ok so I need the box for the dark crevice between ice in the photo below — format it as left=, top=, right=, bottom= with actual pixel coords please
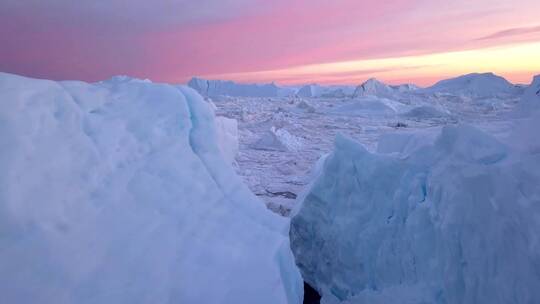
left=258, top=190, right=297, bottom=199
left=303, top=281, right=321, bottom=304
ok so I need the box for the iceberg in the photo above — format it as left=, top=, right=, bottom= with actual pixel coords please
left=424, top=72, right=519, bottom=97
left=350, top=79, right=418, bottom=99
left=297, top=84, right=355, bottom=98
left=250, top=127, right=303, bottom=152
left=187, top=77, right=294, bottom=97
left=290, top=124, right=540, bottom=303
left=352, top=78, right=395, bottom=98
left=0, top=73, right=303, bottom=304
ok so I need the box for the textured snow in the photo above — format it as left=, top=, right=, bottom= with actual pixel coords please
left=290, top=122, right=540, bottom=303
left=0, top=72, right=303, bottom=304
left=351, top=79, right=419, bottom=99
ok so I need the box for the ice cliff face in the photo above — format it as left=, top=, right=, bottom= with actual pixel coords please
left=506, top=75, right=540, bottom=154
left=0, top=73, right=302, bottom=304
left=214, top=116, right=239, bottom=163
left=290, top=124, right=540, bottom=303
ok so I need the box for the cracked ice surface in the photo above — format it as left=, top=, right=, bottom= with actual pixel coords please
left=209, top=85, right=521, bottom=216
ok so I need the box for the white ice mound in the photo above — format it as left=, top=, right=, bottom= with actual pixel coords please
left=352, top=78, right=395, bottom=98
left=251, top=127, right=303, bottom=152
left=290, top=125, right=540, bottom=304
left=0, top=73, right=302, bottom=304
left=295, top=100, right=316, bottom=113
left=426, top=72, right=517, bottom=97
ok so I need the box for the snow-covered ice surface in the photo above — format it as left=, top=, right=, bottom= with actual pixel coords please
left=289, top=76, right=540, bottom=303
left=0, top=73, right=303, bottom=304
left=209, top=74, right=522, bottom=215
left=1, top=70, right=536, bottom=303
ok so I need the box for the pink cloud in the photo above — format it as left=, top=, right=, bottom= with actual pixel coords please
left=1, top=0, right=539, bottom=84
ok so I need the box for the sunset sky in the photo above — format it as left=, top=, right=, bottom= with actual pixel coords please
left=1, top=0, right=539, bottom=86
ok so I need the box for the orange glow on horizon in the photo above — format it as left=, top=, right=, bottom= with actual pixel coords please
left=202, top=41, right=540, bottom=86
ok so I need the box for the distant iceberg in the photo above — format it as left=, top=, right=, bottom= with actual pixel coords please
left=188, top=77, right=294, bottom=97
left=424, top=72, right=520, bottom=97
left=297, top=84, right=355, bottom=98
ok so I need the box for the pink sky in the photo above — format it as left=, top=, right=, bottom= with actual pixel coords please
left=1, top=0, right=539, bottom=86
